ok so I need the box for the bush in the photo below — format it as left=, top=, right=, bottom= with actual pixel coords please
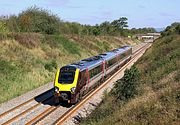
left=17, top=6, right=61, bottom=34
left=162, top=22, right=180, bottom=36
left=112, top=66, right=140, bottom=101
left=175, top=24, right=180, bottom=34
left=0, top=20, right=9, bottom=32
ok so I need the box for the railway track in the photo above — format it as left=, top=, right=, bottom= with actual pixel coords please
left=0, top=89, right=54, bottom=125
left=25, top=106, right=58, bottom=125
left=53, top=43, right=151, bottom=125
left=25, top=43, right=151, bottom=125
left=0, top=43, right=151, bottom=125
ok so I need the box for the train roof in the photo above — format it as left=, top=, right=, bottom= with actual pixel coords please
left=66, top=46, right=132, bottom=71
left=101, top=45, right=131, bottom=60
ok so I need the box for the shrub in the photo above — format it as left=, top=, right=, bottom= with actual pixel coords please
left=175, top=24, right=180, bottom=34
left=112, top=66, right=140, bottom=101
left=18, top=6, right=60, bottom=34
left=0, top=20, right=9, bottom=32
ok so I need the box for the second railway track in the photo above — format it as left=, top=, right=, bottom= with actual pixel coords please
left=0, top=89, right=54, bottom=125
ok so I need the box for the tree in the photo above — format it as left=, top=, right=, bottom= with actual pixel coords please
left=162, top=22, right=180, bottom=36
left=112, top=66, right=140, bottom=101
left=92, top=24, right=100, bottom=36
left=99, top=21, right=112, bottom=35
left=111, top=17, right=128, bottom=30
left=18, top=6, right=61, bottom=34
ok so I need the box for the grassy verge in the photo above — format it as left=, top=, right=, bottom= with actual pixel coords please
left=0, top=33, right=139, bottom=104
left=80, top=34, right=180, bottom=124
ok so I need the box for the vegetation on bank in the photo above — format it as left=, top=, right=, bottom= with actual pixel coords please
left=80, top=23, right=180, bottom=125
left=0, top=6, right=145, bottom=104
left=0, top=33, right=139, bottom=104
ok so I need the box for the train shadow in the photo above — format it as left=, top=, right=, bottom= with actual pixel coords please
left=34, top=88, right=72, bottom=108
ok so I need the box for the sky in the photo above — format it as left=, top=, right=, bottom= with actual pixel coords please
left=0, top=0, right=180, bottom=28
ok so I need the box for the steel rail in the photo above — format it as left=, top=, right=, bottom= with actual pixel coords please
left=1, top=95, right=53, bottom=125
left=53, top=43, right=151, bottom=125
left=0, top=88, right=53, bottom=119
left=25, top=106, right=58, bottom=125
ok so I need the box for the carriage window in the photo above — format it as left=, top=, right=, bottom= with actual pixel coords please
left=121, top=53, right=126, bottom=59
left=107, top=57, right=117, bottom=68
left=89, top=65, right=102, bottom=78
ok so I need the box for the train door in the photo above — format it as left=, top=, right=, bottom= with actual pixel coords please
left=78, top=70, right=88, bottom=97
left=85, top=68, right=90, bottom=93
left=102, top=60, right=106, bottom=81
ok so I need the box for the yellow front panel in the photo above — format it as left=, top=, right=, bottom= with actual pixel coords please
left=54, top=68, right=79, bottom=92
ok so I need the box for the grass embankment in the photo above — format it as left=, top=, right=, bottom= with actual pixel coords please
left=0, top=33, right=138, bottom=104
left=80, top=34, right=180, bottom=124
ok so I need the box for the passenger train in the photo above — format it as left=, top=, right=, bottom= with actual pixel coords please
left=54, top=46, right=132, bottom=104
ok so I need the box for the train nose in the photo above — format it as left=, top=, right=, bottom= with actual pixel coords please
left=61, top=93, right=69, bottom=100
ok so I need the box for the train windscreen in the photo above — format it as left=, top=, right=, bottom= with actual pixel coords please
left=58, top=67, right=76, bottom=84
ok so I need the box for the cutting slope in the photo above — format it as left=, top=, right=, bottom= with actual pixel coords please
left=0, top=33, right=138, bottom=104
left=81, top=25, right=180, bottom=125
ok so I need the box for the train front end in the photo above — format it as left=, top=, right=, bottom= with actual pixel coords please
left=54, top=66, right=79, bottom=104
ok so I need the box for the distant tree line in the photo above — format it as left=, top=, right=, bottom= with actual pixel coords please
left=0, top=6, right=156, bottom=36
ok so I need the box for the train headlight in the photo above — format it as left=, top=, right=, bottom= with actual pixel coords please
left=54, top=87, right=59, bottom=93
left=70, top=87, right=76, bottom=94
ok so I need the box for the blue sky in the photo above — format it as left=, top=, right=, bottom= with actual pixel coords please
left=0, top=0, right=180, bottom=28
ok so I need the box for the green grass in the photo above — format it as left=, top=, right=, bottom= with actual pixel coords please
left=95, top=40, right=110, bottom=52
left=0, top=33, right=137, bottom=104
left=80, top=34, right=180, bottom=125
left=43, top=35, right=81, bottom=55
